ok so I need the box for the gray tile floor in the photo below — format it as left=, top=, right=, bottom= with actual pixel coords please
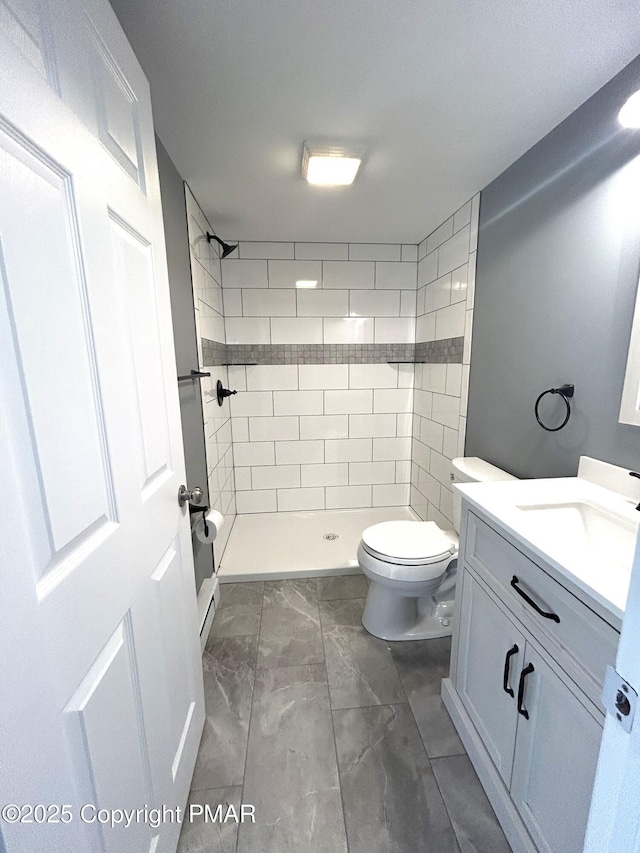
left=178, top=577, right=511, bottom=853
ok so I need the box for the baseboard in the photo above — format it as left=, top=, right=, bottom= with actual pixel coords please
left=197, top=576, right=218, bottom=653
left=441, top=679, right=537, bottom=853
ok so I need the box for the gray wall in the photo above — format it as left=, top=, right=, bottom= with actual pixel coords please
left=156, top=136, right=214, bottom=592
left=466, top=56, right=640, bottom=479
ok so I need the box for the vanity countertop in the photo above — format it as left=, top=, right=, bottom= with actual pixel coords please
left=455, top=470, right=640, bottom=631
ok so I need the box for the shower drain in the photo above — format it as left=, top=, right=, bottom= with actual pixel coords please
left=323, top=533, right=339, bottom=541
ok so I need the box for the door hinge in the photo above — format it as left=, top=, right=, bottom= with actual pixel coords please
left=602, top=666, right=637, bottom=733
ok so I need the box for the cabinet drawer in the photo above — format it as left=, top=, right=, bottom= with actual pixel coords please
left=466, top=511, right=618, bottom=696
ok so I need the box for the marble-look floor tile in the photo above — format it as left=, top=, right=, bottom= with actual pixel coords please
left=257, top=579, right=324, bottom=669
left=317, top=574, right=368, bottom=601
left=209, top=583, right=263, bottom=638
left=389, top=637, right=464, bottom=758
left=237, top=664, right=348, bottom=853
left=177, top=787, right=242, bottom=853
left=432, top=754, right=511, bottom=853
left=333, top=704, right=459, bottom=853
left=191, top=635, right=257, bottom=790
left=319, top=598, right=405, bottom=709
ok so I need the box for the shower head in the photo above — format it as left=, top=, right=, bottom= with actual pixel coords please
left=206, top=232, right=238, bottom=259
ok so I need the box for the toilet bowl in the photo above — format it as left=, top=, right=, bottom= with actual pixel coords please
left=359, top=457, right=517, bottom=640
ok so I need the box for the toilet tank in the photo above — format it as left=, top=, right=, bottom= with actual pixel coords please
left=451, top=457, right=517, bottom=533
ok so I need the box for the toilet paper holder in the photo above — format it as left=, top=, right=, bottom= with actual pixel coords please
left=190, top=504, right=210, bottom=536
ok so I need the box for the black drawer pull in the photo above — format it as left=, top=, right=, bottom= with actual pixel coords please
left=503, top=644, right=519, bottom=697
left=517, top=663, right=535, bottom=719
left=511, top=575, right=560, bottom=623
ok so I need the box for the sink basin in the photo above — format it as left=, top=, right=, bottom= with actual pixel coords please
left=516, top=500, right=639, bottom=572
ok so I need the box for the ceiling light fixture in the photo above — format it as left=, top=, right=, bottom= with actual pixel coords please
left=618, top=90, right=640, bottom=128
left=301, top=142, right=365, bottom=186
left=295, top=280, right=318, bottom=288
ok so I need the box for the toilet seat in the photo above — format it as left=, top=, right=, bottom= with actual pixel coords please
left=361, top=521, right=455, bottom=565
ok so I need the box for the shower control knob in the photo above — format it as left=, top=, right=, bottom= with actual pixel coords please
left=178, top=485, right=204, bottom=507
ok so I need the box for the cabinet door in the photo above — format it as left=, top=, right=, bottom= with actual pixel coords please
left=457, top=571, right=525, bottom=785
left=510, top=646, right=602, bottom=853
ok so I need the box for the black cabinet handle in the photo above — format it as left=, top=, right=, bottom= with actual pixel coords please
left=517, top=663, right=535, bottom=719
left=511, top=576, right=560, bottom=623
left=502, top=644, right=519, bottom=697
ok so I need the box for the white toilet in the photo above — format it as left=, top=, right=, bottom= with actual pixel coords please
left=358, top=457, right=517, bottom=641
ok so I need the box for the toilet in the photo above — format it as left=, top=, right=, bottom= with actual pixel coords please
left=358, top=457, right=517, bottom=641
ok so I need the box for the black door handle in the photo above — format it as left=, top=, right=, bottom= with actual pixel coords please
left=517, top=663, right=535, bottom=719
left=502, top=644, right=519, bottom=697
left=511, top=576, right=560, bottom=623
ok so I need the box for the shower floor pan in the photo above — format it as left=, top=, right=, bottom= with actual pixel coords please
left=217, top=505, right=419, bottom=582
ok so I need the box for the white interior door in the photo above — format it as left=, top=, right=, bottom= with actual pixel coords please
left=0, top=2, right=204, bottom=852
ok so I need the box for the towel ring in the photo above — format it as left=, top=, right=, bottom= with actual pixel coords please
left=534, top=384, right=574, bottom=432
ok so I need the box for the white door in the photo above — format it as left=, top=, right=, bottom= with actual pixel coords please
left=457, top=572, right=524, bottom=785
left=584, top=530, right=640, bottom=852
left=510, top=645, right=602, bottom=853
left=0, top=2, right=204, bottom=852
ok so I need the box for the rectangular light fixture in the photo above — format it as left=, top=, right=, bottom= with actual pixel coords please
left=301, top=142, right=364, bottom=187
left=295, top=280, right=318, bottom=288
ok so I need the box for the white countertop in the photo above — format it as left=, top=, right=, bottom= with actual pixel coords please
left=455, top=474, right=640, bottom=630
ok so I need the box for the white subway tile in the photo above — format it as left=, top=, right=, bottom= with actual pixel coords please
left=427, top=217, right=454, bottom=254
left=373, top=437, right=411, bottom=461
left=435, top=302, right=465, bottom=340
left=450, top=264, right=468, bottom=305
left=350, top=244, right=401, bottom=261
left=299, top=364, right=349, bottom=390
left=234, top=467, right=252, bottom=491
left=430, top=449, right=453, bottom=487
left=397, top=364, right=415, bottom=389
left=443, top=426, right=459, bottom=459
left=227, top=365, right=247, bottom=392
left=324, top=389, right=373, bottom=415
left=396, top=412, right=412, bottom=436
left=458, top=416, right=467, bottom=456
left=294, top=243, right=348, bottom=261
left=453, top=200, right=472, bottom=233
left=277, top=487, right=325, bottom=511
left=420, top=418, right=444, bottom=452
left=425, top=273, right=451, bottom=313
left=445, top=364, right=463, bottom=397
left=418, top=468, right=441, bottom=504
left=271, top=317, right=323, bottom=343
left=325, top=485, right=372, bottom=509
left=246, top=365, right=298, bottom=391
left=417, top=238, right=427, bottom=261
left=431, top=393, right=460, bottom=429
left=375, top=261, right=417, bottom=290
left=300, top=414, right=348, bottom=440
left=463, top=308, right=473, bottom=364
left=324, top=317, right=374, bottom=343
left=275, top=440, right=324, bottom=465
left=416, top=286, right=426, bottom=317
left=349, top=413, right=397, bottom=438
left=410, top=486, right=427, bottom=520
left=350, top=290, right=400, bottom=317
left=469, top=193, right=480, bottom=253
left=421, top=364, right=446, bottom=393
left=252, top=464, right=300, bottom=490
left=232, top=417, right=249, bottom=442
left=297, top=289, right=348, bottom=317
left=438, top=226, right=470, bottom=276
left=439, top=485, right=454, bottom=521
left=401, top=244, right=418, bottom=262
left=373, top=483, right=410, bottom=506
left=416, top=313, right=436, bottom=343
left=229, top=391, right=273, bottom=417
left=460, top=365, right=470, bottom=417
left=373, top=388, right=413, bottom=413
left=223, top=289, right=243, bottom=316
left=412, top=438, right=430, bottom=472
left=349, top=363, right=398, bottom=389
left=268, top=259, right=322, bottom=288
left=236, top=489, right=277, bottom=513
left=323, top=261, right=374, bottom=290
left=374, top=318, right=415, bottom=344
left=233, top=441, right=275, bottom=467
left=325, top=438, right=372, bottom=463
left=239, top=241, right=294, bottom=260
left=221, top=259, right=268, bottom=289
left=467, top=252, right=477, bottom=310
left=428, top=502, right=452, bottom=528
left=418, top=251, right=438, bottom=287
left=242, top=289, right=296, bottom=317
left=249, top=416, right=299, bottom=441
left=301, top=462, right=348, bottom=487
left=273, top=390, right=323, bottom=416
left=349, top=461, right=395, bottom=485
left=414, top=389, right=433, bottom=418
left=399, top=291, right=416, bottom=318
left=396, top=460, right=411, bottom=483
left=225, top=317, right=271, bottom=344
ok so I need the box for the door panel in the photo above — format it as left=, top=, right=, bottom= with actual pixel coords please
left=457, top=571, right=524, bottom=785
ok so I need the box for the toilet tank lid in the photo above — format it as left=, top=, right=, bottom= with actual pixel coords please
left=451, top=456, right=518, bottom=484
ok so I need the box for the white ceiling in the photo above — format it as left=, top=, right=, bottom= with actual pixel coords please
left=110, top=0, right=640, bottom=243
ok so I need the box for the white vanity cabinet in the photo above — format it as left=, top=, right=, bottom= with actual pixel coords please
left=444, top=507, right=619, bottom=853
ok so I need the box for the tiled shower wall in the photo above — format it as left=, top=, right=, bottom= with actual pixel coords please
left=410, top=195, right=479, bottom=527
left=220, top=242, right=418, bottom=513
left=184, top=187, right=235, bottom=555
